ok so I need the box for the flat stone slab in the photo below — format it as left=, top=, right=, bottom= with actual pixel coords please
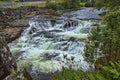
left=9, top=19, right=29, bottom=27
left=3, top=27, right=23, bottom=41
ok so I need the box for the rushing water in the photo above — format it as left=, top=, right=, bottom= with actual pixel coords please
left=8, top=8, right=103, bottom=79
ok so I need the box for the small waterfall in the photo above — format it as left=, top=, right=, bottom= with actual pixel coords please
left=9, top=16, right=92, bottom=73
left=8, top=8, right=102, bottom=79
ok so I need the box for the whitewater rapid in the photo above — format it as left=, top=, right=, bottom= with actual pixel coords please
left=8, top=8, right=103, bottom=79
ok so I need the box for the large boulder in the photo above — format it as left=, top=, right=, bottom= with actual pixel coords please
left=0, top=33, right=17, bottom=79
left=3, top=27, right=23, bottom=42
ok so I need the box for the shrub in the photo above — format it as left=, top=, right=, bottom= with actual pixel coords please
left=46, top=2, right=59, bottom=10
left=51, top=61, right=120, bottom=80
left=85, top=1, right=93, bottom=7
left=51, top=68, right=86, bottom=80
left=46, top=0, right=81, bottom=10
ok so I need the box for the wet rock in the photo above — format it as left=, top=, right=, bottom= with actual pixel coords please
left=43, top=52, right=59, bottom=60
left=51, top=20, right=56, bottom=26
left=31, top=71, right=52, bottom=80
left=0, top=33, right=17, bottom=80
left=68, top=37, right=76, bottom=41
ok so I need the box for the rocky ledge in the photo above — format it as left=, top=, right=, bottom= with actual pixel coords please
left=0, top=6, right=60, bottom=42
left=3, top=27, right=23, bottom=42
left=0, top=33, right=17, bottom=79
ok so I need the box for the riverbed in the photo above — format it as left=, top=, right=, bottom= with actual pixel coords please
left=8, top=7, right=103, bottom=80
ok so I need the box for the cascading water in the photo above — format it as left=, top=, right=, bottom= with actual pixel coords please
left=8, top=8, right=103, bottom=80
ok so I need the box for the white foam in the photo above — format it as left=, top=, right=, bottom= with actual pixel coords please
left=9, top=18, right=93, bottom=73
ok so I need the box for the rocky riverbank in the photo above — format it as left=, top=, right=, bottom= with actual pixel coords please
left=0, top=6, right=78, bottom=79
left=0, top=6, right=105, bottom=80
left=0, top=6, right=80, bottom=42
left=0, top=6, right=58, bottom=42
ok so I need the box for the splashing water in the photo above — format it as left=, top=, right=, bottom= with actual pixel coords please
left=9, top=18, right=91, bottom=73
left=8, top=8, right=102, bottom=76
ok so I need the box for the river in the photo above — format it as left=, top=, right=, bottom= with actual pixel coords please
left=8, top=7, right=104, bottom=80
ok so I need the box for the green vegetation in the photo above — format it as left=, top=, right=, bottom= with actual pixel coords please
left=46, top=0, right=120, bottom=10
left=52, top=61, right=120, bottom=80
left=85, top=7, right=120, bottom=62
left=84, top=5, right=120, bottom=79
left=46, top=0, right=81, bottom=10
left=51, top=0, right=120, bottom=80
left=51, top=68, right=105, bottom=80
left=95, top=0, right=120, bottom=8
